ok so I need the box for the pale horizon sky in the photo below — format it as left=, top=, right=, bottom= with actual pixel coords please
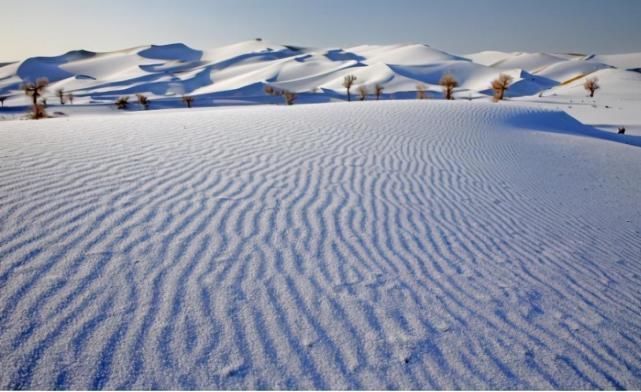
left=2, top=0, right=641, bottom=61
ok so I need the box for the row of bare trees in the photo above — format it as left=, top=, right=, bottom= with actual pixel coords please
left=342, top=73, right=461, bottom=102
left=12, top=72, right=602, bottom=119
left=115, top=94, right=150, bottom=110
left=264, top=85, right=297, bottom=105
left=341, top=72, right=599, bottom=102
left=113, top=94, right=196, bottom=110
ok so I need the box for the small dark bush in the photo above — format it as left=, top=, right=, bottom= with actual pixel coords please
left=357, top=85, right=368, bottom=101
left=416, top=84, right=427, bottom=100
left=182, top=95, right=194, bottom=108
left=374, top=83, right=384, bottom=100
left=136, top=94, right=150, bottom=110
left=283, top=90, right=297, bottom=105
left=584, top=77, right=600, bottom=98
left=440, top=74, right=458, bottom=100
left=491, top=73, right=513, bottom=101
left=115, top=96, right=129, bottom=110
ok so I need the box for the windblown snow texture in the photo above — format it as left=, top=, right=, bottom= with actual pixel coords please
left=1, top=102, right=640, bottom=389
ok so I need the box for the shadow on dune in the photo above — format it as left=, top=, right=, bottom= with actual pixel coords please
left=508, top=110, right=641, bottom=148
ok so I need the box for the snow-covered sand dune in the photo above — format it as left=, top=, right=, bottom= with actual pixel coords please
left=1, top=102, right=640, bottom=389
left=1, top=40, right=640, bottom=107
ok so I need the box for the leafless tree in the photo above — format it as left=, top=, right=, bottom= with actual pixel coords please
left=374, top=83, right=384, bottom=100
left=0, top=96, right=7, bottom=107
left=583, top=77, right=600, bottom=98
left=182, top=95, right=194, bottom=108
left=136, top=94, right=150, bottom=110
left=491, top=73, right=513, bottom=101
left=440, top=74, right=458, bottom=100
left=357, top=85, right=368, bottom=101
left=115, top=96, right=129, bottom=110
left=66, top=93, right=74, bottom=104
left=22, top=78, right=49, bottom=119
left=343, top=74, right=357, bottom=102
left=416, top=84, right=427, bottom=100
left=22, top=77, right=49, bottom=113
left=56, top=88, right=65, bottom=105
left=283, top=90, right=297, bottom=105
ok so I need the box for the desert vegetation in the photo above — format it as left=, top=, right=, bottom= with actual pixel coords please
left=440, top=74, right=458, bottom=100
left=374, top=83, right=384, bottom=100
left=182, top=95, right=194, bottom=108
left=491, top=73, right=513, bottom=101
left=264, top=85, right=284, bottom=103
left=22, top=77, right=49, bottom=119
left=115, top=96, right=129, bottom=110
left=416, top=84, right=427, bottom=99
left=283, top=90, right=297, bottom=105
left=357, top=85, right=368, bottom=101
left=343, top=75, right=357, bottom=102
left=264, top=85, right=276, bottom=96
left=56, top=88, right=66, bottom=105
left=136, top=94, right=150, bottom=110
left=584, top=77, right=600, bottom=97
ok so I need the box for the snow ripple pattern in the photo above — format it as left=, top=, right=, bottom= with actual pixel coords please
left=0, top=102, right=640, bottom=389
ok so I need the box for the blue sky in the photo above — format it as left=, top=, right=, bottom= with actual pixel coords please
left=2, top=0, right=641, bottom=60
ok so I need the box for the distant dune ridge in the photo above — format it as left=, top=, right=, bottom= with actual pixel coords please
left=1, top=40, right=640, bottom=107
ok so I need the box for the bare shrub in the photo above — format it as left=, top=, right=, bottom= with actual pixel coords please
left=22, top=78, right=49, bottom=118
left=283, top=90, right=297, bottom=105
left=416, top=84, right=427, bottom=100
left=136, top=94, right=150, bottom=110
left=115, top=96, right=129, bottom=110
left=357, top=85, right=368, bottom=101
left=584, top=77, right=600, bottom=98
left=66, top=93, right=74, bottom=104
left=343, top=74, right=357, bottom=102
left=440, top=74, right=458, bottom=100
left=56, top=88, right=65, bottom=105
left=264, top=85, right=283, bottom=104
left=491, top=73, right=513, bottom=101
left=618, top=127, right=625, bottom=135
left=374, top=83, right=384, bottom=100
left=0, top=96, right=7, bottom=107
left=182, top=95, right=194, bottom=108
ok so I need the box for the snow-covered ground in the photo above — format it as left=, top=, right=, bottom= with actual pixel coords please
left=1, top=101, right=640, bottom=389
left=2, top=40, right=641, bottom=135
